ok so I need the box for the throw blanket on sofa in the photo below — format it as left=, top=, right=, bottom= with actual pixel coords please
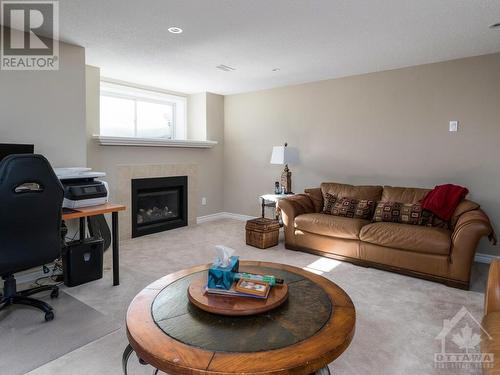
left=421, top=184, right=469, bottom=221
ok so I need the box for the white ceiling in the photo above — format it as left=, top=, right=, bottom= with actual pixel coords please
left=58, top=0, right=500, bottom=95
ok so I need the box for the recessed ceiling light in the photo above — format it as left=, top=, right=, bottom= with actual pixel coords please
left=489, top=22, right=500, bottom=29
left=168, top=27, right=183, bottom=34
left=272, top=68, right=280, bottom=72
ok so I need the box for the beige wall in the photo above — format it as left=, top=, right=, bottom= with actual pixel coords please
left=187, top=93, right=207, bottom=140
left=0, top=37, right=86, bottom=167
left=205, top=93, right=225, bottom=212
left=224, top=53, right=500, bottom=255
left=86, top=66, right=225, bottom=225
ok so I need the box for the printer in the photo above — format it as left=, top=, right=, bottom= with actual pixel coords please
left=54, top=168, right=109, bottom=208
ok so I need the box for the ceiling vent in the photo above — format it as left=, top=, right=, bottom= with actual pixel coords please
left=216, top=64, right=236, bottom=72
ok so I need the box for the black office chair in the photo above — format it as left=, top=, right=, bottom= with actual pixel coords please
left=0, top=154, right=64, bottom=321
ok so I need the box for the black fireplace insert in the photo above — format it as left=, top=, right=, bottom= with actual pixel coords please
left=131, top=176, right=187, bottom=238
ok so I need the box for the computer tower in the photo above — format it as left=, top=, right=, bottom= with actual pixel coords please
left=62, top=237, right=104, bottom=287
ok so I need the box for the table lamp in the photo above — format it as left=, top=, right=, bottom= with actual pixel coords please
left=270, top=142, right=298, bottom=194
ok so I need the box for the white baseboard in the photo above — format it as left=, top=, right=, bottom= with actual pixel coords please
left=223, top=212, right=256, bottom=221
left=474, top=253, right=500, bottom=264
left=196, top=212, right=256, bottom=224
left=196, top=212, right=227, bottom=224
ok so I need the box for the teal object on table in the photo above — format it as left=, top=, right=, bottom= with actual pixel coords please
left=207, top=256, right=239, bottom=290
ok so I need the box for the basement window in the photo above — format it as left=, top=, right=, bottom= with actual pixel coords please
left=100, top=81, right=187, bottom=140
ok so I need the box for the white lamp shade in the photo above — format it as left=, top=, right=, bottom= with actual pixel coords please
left=270, top=146, right=299, bottom=165
left=270, top=146, right=285, bottom=164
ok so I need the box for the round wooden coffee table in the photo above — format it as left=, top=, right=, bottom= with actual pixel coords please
left=124, top=261, right=356, bottom=375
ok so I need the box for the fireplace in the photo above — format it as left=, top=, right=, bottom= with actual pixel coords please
left=131, top=176, right=187, bottom=238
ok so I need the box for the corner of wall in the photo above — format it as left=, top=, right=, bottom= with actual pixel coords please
left=85, top=65, right=101, bottom=168
left=187, top=92, right=207, bottom=140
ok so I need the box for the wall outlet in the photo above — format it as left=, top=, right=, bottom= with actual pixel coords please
left=449, top=120, right=459, bottom=132
left=201, top=197, right=207, bottom=206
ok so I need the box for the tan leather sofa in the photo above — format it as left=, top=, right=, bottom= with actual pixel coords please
left=482, top=260, right=500, bottom=374
left=277, top=182, right=494, bottom=289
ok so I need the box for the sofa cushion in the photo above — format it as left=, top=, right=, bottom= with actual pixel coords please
left=381, top=186, right=430, bottom=203
left=373, top=201, right=431, bottom=226
left=321, top=182, right=382, bottom=202
left=295, top=213, right=370, bottom=240
left=359, top=222, right=451, bottom=255
left=325, top=196, right=375, bottom=220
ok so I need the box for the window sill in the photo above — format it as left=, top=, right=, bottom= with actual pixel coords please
left=92, top=135, right=218, bottom=148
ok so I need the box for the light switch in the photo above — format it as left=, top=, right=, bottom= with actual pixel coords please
left=449, top=121, right=459, bottom=132
left=202, top=197, right=207, bottom=206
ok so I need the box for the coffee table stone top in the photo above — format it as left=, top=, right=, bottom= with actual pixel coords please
left=126, top=261, right=356, bottom=375
left=152, top=267, right=331, bottom=352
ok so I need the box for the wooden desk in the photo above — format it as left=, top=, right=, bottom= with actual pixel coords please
left=62, top=203, right=126, bottom=286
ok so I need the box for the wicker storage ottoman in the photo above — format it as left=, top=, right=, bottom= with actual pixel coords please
left=245, top=218, right=280, bottom=249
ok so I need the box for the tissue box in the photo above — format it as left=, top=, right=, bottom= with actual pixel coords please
left=207, top=256, right=239, bottom=290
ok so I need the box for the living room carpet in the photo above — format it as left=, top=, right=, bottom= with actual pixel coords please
left=0, top=290, right=120, bottom=375
left=13, top=218, right=489, bottom=375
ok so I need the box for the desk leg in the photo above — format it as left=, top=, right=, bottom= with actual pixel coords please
left=112, top=212, right=119, bottom=286
left=79, top=217, right=85, bottom=241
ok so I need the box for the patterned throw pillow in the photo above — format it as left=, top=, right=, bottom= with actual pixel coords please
left=324, top=196, right=375, bottom=220
left=352, top=199, right=376, bottom=219
left=373, top=202, right=431, bottom=226
left=322, top=193, right=337, bottom=213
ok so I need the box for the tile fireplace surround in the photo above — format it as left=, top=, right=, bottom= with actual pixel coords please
left=115, top=163, right=198, bottom=239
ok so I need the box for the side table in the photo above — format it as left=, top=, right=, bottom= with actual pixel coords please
left=260, top=193, right=296, bottom=219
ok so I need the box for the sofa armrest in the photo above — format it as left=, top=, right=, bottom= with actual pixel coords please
left=277, top=194, right=315, bottom=247
left=486, top=260, right=500, bottom=315
left=448, top=209, right=494, bottom=283
left=481, top=311, right=500, bottom=374
left=450, top=199, right=480, bottom=227
left=304, top=187, right=323, bottom=213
